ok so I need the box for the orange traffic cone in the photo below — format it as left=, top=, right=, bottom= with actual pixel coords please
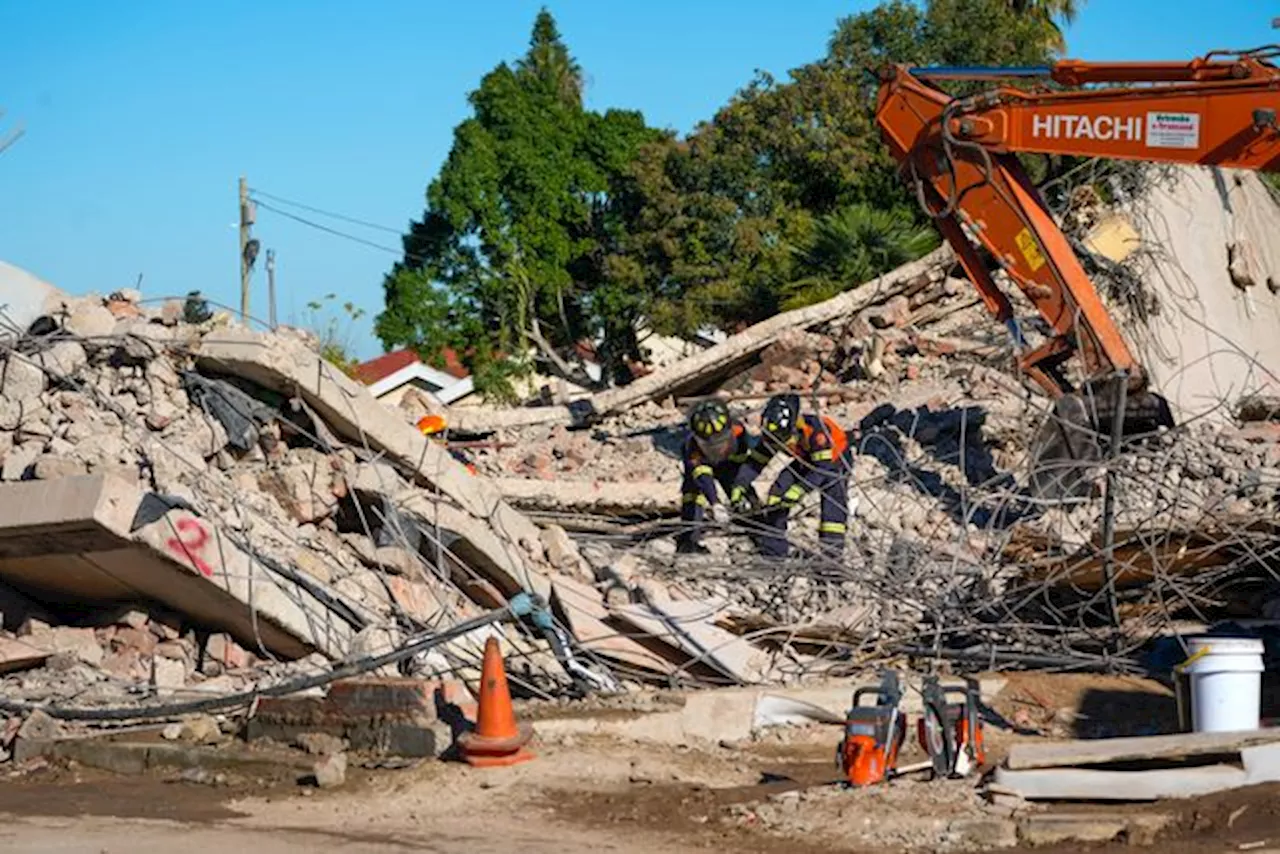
left=457, top=636, right=535, bottom=767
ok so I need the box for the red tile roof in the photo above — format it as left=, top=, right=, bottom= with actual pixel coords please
left=352, top=348, right=470, bottom=386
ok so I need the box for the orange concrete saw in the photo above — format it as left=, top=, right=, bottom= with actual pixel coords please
left=917, top=674, right=986, bottom=779
left=837, top=669, right=907, bottom=787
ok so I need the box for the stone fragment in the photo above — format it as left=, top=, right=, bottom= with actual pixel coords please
left=311, top=752, right=347, bottom=788
left=45, top=627, right=103, bottom=666
left=2, top=442, right=41, bottom=481
left=0, top=356, right=45, bottom=403
left=152, top=656, right=186, bottom=694
left=296, top=731, right=347, bottom=755
left=116, top=609, right=149, bottom=630
left=179, top=715, right=222, bottom=744
left=35, top=341, right=88, bottom=377
left=64, top=299, right=117, bottom=340
left=17, top=709, right=61, bottom=742
left=32, top=454, right=88, bottom=480
left=540, top=524, right=580, bottom=570
left=204, top=634, right=252, bottom=670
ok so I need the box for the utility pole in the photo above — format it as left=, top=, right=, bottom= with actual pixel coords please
left=238, top=176, right=253, bottom=323
left=266, top=249, right=277, bottom=330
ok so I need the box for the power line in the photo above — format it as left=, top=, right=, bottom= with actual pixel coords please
left=247, top=187, right=406, bottom=235
left=252, top=199, right=415, bottom=259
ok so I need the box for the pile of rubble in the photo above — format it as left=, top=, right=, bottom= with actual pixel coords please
left=0, top=166, right=1278, bottom=738
left=0, top=281, right=603, bottom=725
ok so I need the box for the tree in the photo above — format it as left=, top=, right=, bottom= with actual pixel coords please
left=616, top=0, right=1066, bottom=338
left=783, top=204, right=939, bottom=309
left=376, top=8, right=663, bottom=398
left=1009, top=0, right=1085, bottom=51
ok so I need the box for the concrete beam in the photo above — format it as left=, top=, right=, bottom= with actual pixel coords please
left=448, top=245, right=953, bottom=433
left=493, top=478, right=678, bottom=515
left=0, top=475, right=352, bottom=660
left=194, top=330, right=549, bottom=587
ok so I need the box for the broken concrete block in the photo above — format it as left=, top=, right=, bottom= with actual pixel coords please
left=1017, top=813, right=1130, bottom=846
left=1, top=441, right=40, bottom=481
left=0, top=637, right=50, bottom=674
left=203, top=633, right=252, bottom=670
left=311, top=752, right=347, bottom=788
left=178, top=715, right=222, bottom=745
left=0, top=475, right=355, bottom=659
left=0, top=356, right=46, bottom=403
left=296, top=732, right=346, bottom=755
left=194, top=330, right=562, bottom=598
left=45, top=627, right=103, bottom=666
left=32, top=454, right=89, bottom=480
left=16, top=710, right=60, bottom=746
left=152, top=656, right=185, bottom=694
left=64, top=298, right=117, bottom=341
left=609, top=599, right=772, bottom=684
left=540, top=524, right=580, bottom=570
left=247, top=677, right=464, bottom=758
left=34, top=341, right=88, bottom=377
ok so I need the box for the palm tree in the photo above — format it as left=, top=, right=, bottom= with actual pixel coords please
left=1010, top=0, right=1086, bottom=52
left=782, top=204, right=939, bottom=310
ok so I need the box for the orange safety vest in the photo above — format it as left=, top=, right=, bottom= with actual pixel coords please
left=796, top=414, right=848, bottom=462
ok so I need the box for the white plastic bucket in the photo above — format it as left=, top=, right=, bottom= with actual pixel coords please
left=1184, top=636, right=1265, bottom=733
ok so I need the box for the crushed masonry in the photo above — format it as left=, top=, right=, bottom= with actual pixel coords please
left=0, top=165, right=1276, bottom=796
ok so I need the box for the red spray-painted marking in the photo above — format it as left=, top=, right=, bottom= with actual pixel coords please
left=165, top=517, right=215, bottom=578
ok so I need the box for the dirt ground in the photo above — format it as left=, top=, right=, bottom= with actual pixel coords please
left=2, top=673, right=1279, bottom=854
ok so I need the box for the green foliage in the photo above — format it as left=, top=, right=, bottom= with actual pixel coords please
left=376, top=0, right=1090, bottom=390
left=376, top=8, right=663, bottom=398
left=783, top=204, right=940, bottom=309
left=302, top=293, right=366, bottom=378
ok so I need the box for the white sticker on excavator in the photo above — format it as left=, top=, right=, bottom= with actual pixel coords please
left=1145, top=112, right=1200, bottom=149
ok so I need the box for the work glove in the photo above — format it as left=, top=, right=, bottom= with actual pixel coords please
left=711, top=503, right=731, bottom=525
left=729, top=486, right=758, bottom=514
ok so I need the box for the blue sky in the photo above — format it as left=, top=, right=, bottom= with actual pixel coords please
left=0, top=1, right=1271, bottom=361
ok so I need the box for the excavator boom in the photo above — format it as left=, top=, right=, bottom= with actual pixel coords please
left=874, top=46, right=1280, bottom=498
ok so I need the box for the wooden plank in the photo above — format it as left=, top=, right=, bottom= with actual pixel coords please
left=1006, top=728, right=1280, bottom=771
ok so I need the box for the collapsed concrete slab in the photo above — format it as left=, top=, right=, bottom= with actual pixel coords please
left=0, top=474, right=353, bottom=659
left=448, top=245, right=954, bottom=433
left=0, top=261, right=66, bottom=348
left=993, top=742, right=1280, bottom=802
left=1120, top=167, right=1280, bottom=422
left=193, top=330, right=554, bottom=599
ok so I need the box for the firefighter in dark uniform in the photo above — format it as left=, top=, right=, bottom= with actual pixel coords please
left=677, top=399, right=757, bottom=554
left=733, top=393, right=853, bottom=558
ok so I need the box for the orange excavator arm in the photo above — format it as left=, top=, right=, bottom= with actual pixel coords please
left=874, top=47, right=1280, bottom=401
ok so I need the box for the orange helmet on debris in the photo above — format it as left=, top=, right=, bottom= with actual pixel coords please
left=417, top=414, right=448, bottom=436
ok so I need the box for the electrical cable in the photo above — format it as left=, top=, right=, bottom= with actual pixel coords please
left=247, top=188, right=405, bottom=235
left=0, top=599, right=531, bottom=721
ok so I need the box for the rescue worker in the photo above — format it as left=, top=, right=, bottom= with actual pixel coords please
left=677, top=398, right=757, bottom=554
left=734, top=393, right=852, bottom=558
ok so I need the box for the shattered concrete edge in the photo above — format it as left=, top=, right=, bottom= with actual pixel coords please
left=0, top=474, right=353, bottom=659
left=193, top=330, right=555, bottom=605
left=447, top=244, right=954, bottom=432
